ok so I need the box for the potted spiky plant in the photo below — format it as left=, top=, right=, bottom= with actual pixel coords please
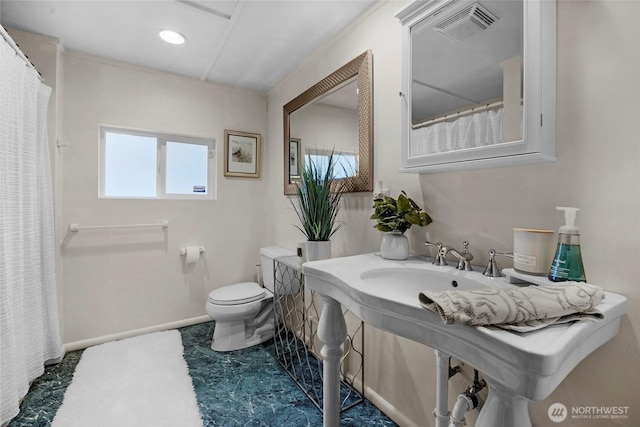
left=370, top=191, right=432, bottom=260
left=290, top=151, right=347, bottom=261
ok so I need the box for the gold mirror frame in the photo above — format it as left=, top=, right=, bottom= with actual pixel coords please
left=283, top=50, right=373, bottom=195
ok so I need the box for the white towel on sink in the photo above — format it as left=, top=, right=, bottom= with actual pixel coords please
left=418, top=282, right=604, bottom=332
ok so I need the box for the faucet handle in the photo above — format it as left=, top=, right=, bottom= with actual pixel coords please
left=461, top=240, right=473, bottom=260
left=425, top=241, right=447, bottom=266
left=483, top=250, right=501, bottom=277
left=483, top=250, right=513, bottom=278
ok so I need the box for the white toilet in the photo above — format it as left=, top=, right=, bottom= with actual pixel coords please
left=205, top=246, right=295, bottom=352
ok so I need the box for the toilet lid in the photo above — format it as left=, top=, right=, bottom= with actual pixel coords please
left=208, top=282, right=266, bottom=306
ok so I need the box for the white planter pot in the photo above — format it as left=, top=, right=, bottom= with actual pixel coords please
left=306, top=240, right=332, bottom=261
left=380, top=232, right=409, bottom=260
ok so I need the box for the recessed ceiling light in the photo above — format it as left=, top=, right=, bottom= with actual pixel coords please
left=159, top=30, right=186, bottom=45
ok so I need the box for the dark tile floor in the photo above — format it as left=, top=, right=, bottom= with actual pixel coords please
left=8, top=322, right=397, bottom=427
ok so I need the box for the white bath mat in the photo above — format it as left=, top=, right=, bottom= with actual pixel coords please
left=52, top=330, right=203, bottom=427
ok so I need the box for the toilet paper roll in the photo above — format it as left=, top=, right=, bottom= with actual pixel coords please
left=186, top=246, right=201, bottom=264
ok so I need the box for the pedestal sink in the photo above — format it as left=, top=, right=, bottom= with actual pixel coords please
left=302, top=253, right=627, bottom=427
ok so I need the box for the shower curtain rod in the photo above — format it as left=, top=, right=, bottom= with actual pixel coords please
left=412, top=99, right=504, bottom=130
left=0, top=25, right=44, bottom=82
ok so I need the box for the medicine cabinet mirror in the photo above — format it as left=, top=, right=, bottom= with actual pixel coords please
left=395, top=0, right=556, bottom=172
left=283, top=50, right=373, bottom=195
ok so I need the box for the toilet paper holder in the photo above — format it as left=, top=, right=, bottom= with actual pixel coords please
left=179, top=246, right=205, bottom=256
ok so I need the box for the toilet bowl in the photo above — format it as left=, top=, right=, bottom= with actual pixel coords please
left=206, top=282, right=274, bottom=351
left=205, top=246, right=295, bottom=352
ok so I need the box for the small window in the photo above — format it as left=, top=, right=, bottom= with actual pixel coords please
left=100, top=127, right=215, bottom=199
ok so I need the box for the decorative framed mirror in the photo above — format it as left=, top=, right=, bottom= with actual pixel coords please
left=396, top=0, right=556, bottom=173
left=283, top=50, right=373, bottom=195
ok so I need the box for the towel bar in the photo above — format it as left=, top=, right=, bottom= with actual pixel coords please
left=68, top=221, right=168, bottom=232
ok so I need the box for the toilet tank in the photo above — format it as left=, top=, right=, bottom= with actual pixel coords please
left=260, top=246, right=296, bottom=293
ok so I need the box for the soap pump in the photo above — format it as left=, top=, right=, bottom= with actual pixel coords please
left=548, top=207, right=586, bottom=282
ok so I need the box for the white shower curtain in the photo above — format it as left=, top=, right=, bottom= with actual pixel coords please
left=0, top=30, right=62, bottom=425
left=410, top=107, right=504, bottom=157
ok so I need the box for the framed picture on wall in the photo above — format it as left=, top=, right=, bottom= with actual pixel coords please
left=289, top=138, right=300, bottom=181
left=224, top=129, right=261, bottom=178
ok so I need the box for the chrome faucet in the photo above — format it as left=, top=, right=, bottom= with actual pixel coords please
left=426, top=240, right=474, bottom=270
left=441, top=241, right=474, bottom=271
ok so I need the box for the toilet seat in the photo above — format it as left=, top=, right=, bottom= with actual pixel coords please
left=208, top=282, right=266, bottom=306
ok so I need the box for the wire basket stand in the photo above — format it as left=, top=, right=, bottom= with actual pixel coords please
left=272, top=256, right=364, bottom=413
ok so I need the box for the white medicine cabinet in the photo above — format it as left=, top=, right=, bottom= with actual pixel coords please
left=396, top=0, right=556, bottom=173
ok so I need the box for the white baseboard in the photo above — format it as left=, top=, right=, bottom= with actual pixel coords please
left=63, top=315, right=211, bottom=352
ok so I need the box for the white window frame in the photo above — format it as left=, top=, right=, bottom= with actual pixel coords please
left=99, top=126, right=216, bottom=200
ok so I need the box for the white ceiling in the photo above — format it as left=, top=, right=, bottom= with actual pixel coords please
left=1, top=0, right=377, bottom=93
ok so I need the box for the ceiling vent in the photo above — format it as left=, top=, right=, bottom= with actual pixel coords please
left=433, top=3, right=498, bottom=42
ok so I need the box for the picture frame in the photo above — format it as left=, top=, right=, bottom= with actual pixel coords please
left=224, top=129, right=261, bottom=178
left=289, top=138, right=301, bottom=181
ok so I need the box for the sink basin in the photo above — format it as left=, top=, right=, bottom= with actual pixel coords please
left=361, top=267, right=491, bottom=292
left=302, top=253, right=627, bottom=427
left=357, top=266, right=509, bottom=308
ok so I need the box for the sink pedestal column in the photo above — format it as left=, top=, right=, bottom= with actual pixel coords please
left=317, top=295, right=347, bottom=427
left=476, top=381, right=532, bottom=427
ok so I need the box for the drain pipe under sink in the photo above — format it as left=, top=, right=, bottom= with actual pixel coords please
left=449, top=390, right=478, bottom=427
left=434, top=350, right=450, bottom=427
left=449, top=370, right=486, bottom=427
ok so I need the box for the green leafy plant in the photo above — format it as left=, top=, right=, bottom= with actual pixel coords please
left=370, top=191, right=432, bottom=234
left=290, top=151, right=347, bottom=241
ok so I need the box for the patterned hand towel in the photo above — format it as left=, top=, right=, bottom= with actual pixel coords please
left=418, top=282, right=604, bottom=332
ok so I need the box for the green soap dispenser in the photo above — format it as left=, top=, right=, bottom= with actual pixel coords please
left=548, top=207, right=586, bottom=282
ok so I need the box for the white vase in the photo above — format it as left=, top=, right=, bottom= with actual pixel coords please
left=306, top=240, right=332, bottom=261
left=380, top=232, right=409, bottom=260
